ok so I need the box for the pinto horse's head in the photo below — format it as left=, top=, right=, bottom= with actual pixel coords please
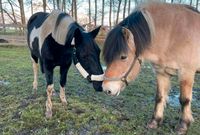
left=73, top=26, right=103, bottom=91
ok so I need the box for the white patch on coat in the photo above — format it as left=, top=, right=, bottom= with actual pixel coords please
left=32, top=10, right=75, bottom=54
left=29, top=27, right=41, bottom=49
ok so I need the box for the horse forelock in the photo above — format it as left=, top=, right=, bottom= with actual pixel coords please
left=103, top=26, right=129, bottom=65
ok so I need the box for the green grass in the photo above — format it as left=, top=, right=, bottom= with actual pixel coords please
left=0, top=46, right=200, bottom=135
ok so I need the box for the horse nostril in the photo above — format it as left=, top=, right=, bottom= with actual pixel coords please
left=107, top=90, right=111, bottom=95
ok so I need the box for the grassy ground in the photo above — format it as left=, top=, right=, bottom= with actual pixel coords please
left=0, top=46, right=200, bottom=135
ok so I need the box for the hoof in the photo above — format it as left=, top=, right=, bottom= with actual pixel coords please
left=45, top=110, right=52, bottom=118
left=52, top=89, right=58, bottom=97
left=61, top=100, right=67, bottom=106
left=147, top=119, right=159, bottom=129
left=33, top=81, right=37, bottom=90
left=176, top=121, right=189, bottom=135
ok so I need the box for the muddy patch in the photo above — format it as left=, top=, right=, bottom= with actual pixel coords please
left=0, top=80, right=10, bottom=86
left=168, top=87, right=200, bottom=107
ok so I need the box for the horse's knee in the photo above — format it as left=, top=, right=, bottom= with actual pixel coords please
left=179, top=97, right=190, bottom=108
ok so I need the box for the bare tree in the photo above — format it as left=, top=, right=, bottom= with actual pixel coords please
left=0, top=0, right=5, bottom=32
left=94, top=0, right=97, bottom=26
left=43, top=0, right=47, bottom=12
left=135, top=0, right=138, bottom=6
left=8, top=0, right=17, bottom=24
left=89, top=0, right=91, bottom=24
left=53, top=0, right=56, bottom=9
left=71, top=0, right=73, bottom=17
left=62, top=0, right=66, bottom=12
left=190, top=0, right=192, bottom=6
left=101, top=0, right=104, bottom=26
left=128, top=0, right=131, bottom=15
left=123, top=0, right=127, bottom=19
left=56, top=0, right=60, bottom=9
left=29, top=0, right=33, bottom=15
left=18, top=0, right=26, bottom=32
left=196, top=0, right=199, bottom=9
left=116, top=0, right=122, bottom=24
left=73, top=0, right=77, bottom=21
left=109, top=0, right=112, bottom=29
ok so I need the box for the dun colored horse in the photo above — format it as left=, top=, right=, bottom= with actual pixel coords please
left=102, top=3, right=200, bottom=134
left=27, top=10, right=103, bottom=118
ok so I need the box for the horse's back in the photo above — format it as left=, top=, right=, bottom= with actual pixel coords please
left=141, top=3, right=200, bottom=70
left=27, top=12, right=49, bottom=34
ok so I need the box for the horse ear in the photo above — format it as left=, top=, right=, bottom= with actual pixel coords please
left=122, top=27, right=130, bottom=41
left=89, top=26, right=101, bottom=39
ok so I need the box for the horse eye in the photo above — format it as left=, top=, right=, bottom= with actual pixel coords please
left=120, top=55, right=127, bottom=60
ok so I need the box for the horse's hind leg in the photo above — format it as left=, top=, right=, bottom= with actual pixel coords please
left=31, top=54, right=38, bottom=95
left=176, top=70, right=195, bottom=135
left=59, top=64, right=71, bottom=105
left=147, top=73, right=170, bottom=129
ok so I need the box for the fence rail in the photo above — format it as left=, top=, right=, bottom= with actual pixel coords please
left=0, top=35, right=26, bottom=46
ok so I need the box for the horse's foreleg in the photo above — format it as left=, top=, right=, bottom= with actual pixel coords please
left=31, top=57, right=38, bottom=95
left=147, top=73, right=170, bottom=129
left=44, top=66, right=54, bottom=118
left=176, top=71, right=195, bottom=135
left=59, top=64, right=71, bottom=105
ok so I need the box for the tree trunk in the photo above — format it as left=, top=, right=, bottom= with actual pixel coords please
left=74, top=0, right=77, bottom=21
left=190, top=0, right=192, bottom=6
left=62, top=0, right=66, bottom=12
left=196, top=0, right=199, bottom=10
left=171, top=0, right=173, bottom=3
left=109, top=0, right=112, bottom=29
left=71, top=0, right=73, bottom=17
left=30, top=0, right=33, bottom=15
left=89, top=0, right=91, bottom=24
left=53, top=0, right=56, bottom=9
left=56, top=0, right=60, bottom=9
left=123, top=0, right=127, bottom=19
left=135, top=0, right=138, bottom=6
left=43, top=0, right=46, bottom=12
left=0, top=0, right=5, bottom=33
left=94, top=0, right=97, bottom=26
left=101, top=0, right=104, bottom=26
left=128, top=0, right=131, bottom=15
left=18, top=0, right=26, bottom=34
left=116, top=0, right=122, bottom=24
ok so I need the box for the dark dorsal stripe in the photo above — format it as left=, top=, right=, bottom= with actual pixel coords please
left=103, top=10, right=151, bottom=65
left=55, top=12, right=70, bottom=30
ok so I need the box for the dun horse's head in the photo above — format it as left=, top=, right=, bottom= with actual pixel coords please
left=73, top=26, right=103, bottom=91
left=102, top=26, right=144, bottom=96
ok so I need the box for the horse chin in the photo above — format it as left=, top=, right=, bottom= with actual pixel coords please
left=92, top=81, right=103, bottom=92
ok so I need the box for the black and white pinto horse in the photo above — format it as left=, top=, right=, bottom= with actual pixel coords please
left=27, top=10, right=103, bottom=118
